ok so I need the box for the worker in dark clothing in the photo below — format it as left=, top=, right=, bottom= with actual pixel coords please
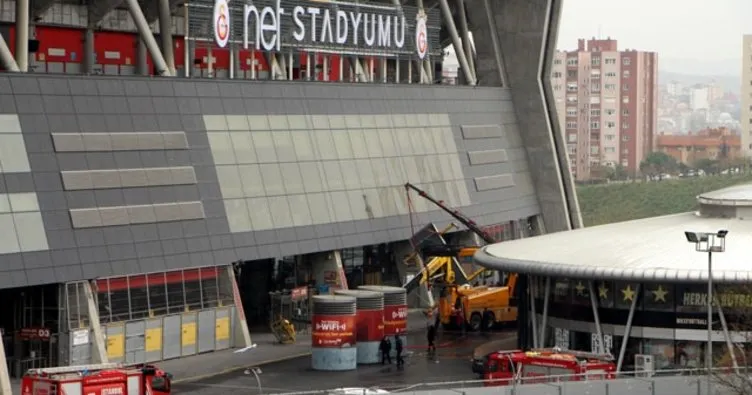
left=427, top=324, right=437, bottom=354
left=395, top=336, right=404, bottom=367
left=380, top=336, right=392, bottom=365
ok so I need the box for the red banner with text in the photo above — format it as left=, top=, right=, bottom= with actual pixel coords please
left=383, top=305, right=408, bottom=335
left=312, top=315, right=356, bottom=347
left=356, top=310, right=385, bottom=342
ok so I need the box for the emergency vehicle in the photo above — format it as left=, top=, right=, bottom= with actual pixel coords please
left=20, top=362, right=172, bottom=395
left=473, top=347, right=616, bottom=386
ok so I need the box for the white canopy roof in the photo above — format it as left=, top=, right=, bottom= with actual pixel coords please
left=474, top=212, right=752, bottom=284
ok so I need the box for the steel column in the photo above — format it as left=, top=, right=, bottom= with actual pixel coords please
left=408, top=60, right=412, bottom=84
left=184, top=4, right=190, bottom=77
left=305, top=53, right=311, bottom=80
left=15, top=0, right=29, bottom=71
left=381, top=58, right=387, bottom=83
left=0, top=34, right=20, bottom=72
left=229, top=44, right=235, bottom=79
left=338, top=56, right=344, bottom=81
left=588, top=281, right=604, bottom=354
left=715, top=289, right=739, bottom=370
left=207, top=45, right=214, bottom=77
left=616, top=283, right=641, bottom=372
left=158, top=0, right=176, bottom=75
left=323, top=55, right=329, bottom=81
left=124, top=0, right=171, bottom=76
left=395, top=59, right=400, bottom=82
left=288, top=52, right=294, bottom=81
left=136, top=37, right=149, bottom=76
left=438, top=0, right=475, bottom=85
left=84, top=281, right=109, bottom=363
left=456, top=0, right=475, bottom=79
left=539, top=277, right=551, bottom=346
left=83, top=28, right=95, bottom=74
left=482, top=0, right=508, bottom=86
left=529, top=276, right=539, bottom=348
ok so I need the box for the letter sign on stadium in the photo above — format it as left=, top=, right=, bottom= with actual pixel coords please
left=213, top=0, right=231, bottom=48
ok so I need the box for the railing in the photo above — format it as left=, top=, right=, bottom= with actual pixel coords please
left=271, top=367, right=752, bottom=395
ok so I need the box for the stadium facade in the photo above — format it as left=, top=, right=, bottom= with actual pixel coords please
left=0, top=0, right=577, bottom=388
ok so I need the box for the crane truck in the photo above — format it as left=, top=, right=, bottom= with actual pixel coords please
left=402, top=182, right=519, bottom=331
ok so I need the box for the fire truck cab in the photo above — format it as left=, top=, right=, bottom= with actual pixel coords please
left=20, top=363, right=172, bottom=395
left=477, top=347, right=616, bottom=386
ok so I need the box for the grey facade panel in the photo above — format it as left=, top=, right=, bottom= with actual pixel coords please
left=468, top=149, right=509, bottom=165
left=0, top=74, right=546, bottom=288
left=474, top=174, right=516, bottom=192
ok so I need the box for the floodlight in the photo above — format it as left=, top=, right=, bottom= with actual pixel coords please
left=716, top=230, right=729, bottom=238
left=684, top=231, right=708, bottom=243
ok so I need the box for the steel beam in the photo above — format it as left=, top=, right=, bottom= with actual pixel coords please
left=136, top=37, right=149, bottom=75
left=539, top=277, right=551, bottom=346
left=438, top=0, right=474, bottom=85
left=158, top=0, right=176, bottom=75
left=456, top=0, right=475, bottom=76
left=529, top=276, right=539, bottom=348
left=588, top=281, right=604, bottom=354
left=88, top=0, right=125, bottom=26
left=616, top=283, right=641, bottom=372
left=0, top=33, right=20, bottom=72
left=31, top=0, right=57, bottom=21
left=715, top=290, right=739, bottom=370
left=124, top=0, right=171, bottom=76
left=83, top=281, right=109, bottom=363
left=481, top=0, right=508, bottom=86
left=183, top=4, right=190, bottom=77
left=83, top=28, right=95, bottom=74
left=15, top=0, right=29, bottom=72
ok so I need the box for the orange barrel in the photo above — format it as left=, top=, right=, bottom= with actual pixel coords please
left=335, top=289, right=385, bottom=364
left=311, top=295, right=357, bottom=371
left=358, top=285, right=408, bottom=351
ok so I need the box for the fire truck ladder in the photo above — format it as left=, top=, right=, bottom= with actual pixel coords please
left=26, top=363, right=124, bottom=376
left=529, top=347, right=615, bottom=361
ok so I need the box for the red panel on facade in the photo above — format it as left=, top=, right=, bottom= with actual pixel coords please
left=173, top=36, right=185, bottom=69
left=94, top=31, right=135, bottom=65
left=96, top=267, right=219, bottom=292
left=35, top=26, right=82, bottom=63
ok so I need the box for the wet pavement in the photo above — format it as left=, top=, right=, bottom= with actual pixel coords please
left=173, top=330, right=517, bottom=394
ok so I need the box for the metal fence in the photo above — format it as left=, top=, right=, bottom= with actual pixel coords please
left=271, top=368, right=752, bottom=395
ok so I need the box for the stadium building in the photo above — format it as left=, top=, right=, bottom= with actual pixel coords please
left=0, top=0, right=578, bottom=388
left=476, top=183, right=752, bottom=374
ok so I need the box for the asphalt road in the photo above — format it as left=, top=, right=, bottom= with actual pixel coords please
left=174, top=331, right=517, bottom=394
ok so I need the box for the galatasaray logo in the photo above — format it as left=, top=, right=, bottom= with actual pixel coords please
left=415, top=12, right=428, bottom=60
left=213, top=0, right=230, bottom=48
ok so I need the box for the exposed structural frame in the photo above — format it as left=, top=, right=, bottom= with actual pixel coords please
left=124, top=0, right=173, bottom=76
left=438, top=0, right=476, bottom=85
left=616, top=283, right=640, bottom=371
left=538, top=277, right=551, bottom=346
left=0, top=33, right=20, bottom=72
left=588, top=281, right=605, bottom=355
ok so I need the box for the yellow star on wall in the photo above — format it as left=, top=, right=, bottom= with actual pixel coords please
left=622, top=285, right=635, bottom=302
left=652, top=285, right=669, bottom=303
left=598, top=284, right=609, bottom=299
left=574, top=282, right=586, bottom=296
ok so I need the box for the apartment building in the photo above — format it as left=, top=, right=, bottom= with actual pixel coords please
left=551, top=38, right=658, bottom=180
left=742, top=35, right=752, bottom=157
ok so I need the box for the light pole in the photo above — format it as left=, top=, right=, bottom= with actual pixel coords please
left=685, top=229, right=728, bottom=395
left=244, top=367, right=263, bottom=394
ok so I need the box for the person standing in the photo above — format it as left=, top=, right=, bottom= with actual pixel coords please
left=427, top=324, right=437, bottom=354
left=395, top=336, right=404, bottom=367
left=380, top=336, right=392, bottom=365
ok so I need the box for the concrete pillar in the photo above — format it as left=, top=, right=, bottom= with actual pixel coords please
left=83, top=281, right=109, bottom=364
left=227, top=266, right=253, bottom=347
left=124, top=0, right=171, bottom=76
left=311, top=251, right=348, bottom=292
left=157, top=0, right=176, bottom=75
left=136, top=37, right=148, bottom=75
left=0, top=33, right=20, bottom=72
left=15, top=0, right=29, bottom=71
left=83, top=28, right=95, bottom=74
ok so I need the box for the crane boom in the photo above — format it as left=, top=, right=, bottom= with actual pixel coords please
left=404, top=182, right=497, bottom=244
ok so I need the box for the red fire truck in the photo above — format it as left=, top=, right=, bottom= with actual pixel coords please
left=20, top=362, right=172, bottom=395
left=475, top=347, right=616, bottom=386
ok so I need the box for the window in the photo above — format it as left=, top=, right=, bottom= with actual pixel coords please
left=590, top=146, right=599, bottom=154
left=605, top=84, right=616, bottom=90
left=552, top=71, right=563, bottom=78
left=567, top=83, right=578, bottom=92
left=592, top=57, right=601, bottom=66
left=606, top=122, right=616, bottom=128
left=605, top=72, right=617, bottom=77
left=554, top=85, right=562, bottom=91
left=622, top=96, right=630, bottom=103
left=604, top=147, right=616, bottom=153
left=622, top=109, right=630, bottom=116
left=591, top=82, right=601, bottom=91
left=567, top=134, right=577, bottom=143
left=567, top=96, right=577, bottom=103
left=567, top=58, right=578, bottom=65
left=622, top=57, right=631, bottom=66
left=590, top=122, right=600, bottom=129
left=622, top=135, right=630, bottom=141
left=554, top=59, right=562, bottom=65
left=622, top=123, right=630, bottom=129
left=623, top=70, right=631, bottom=78
left=605, top=109, right=616, bottom=116
left=566, top=107, right=577, bottom=117
left=590, top=96, right=601, bottom=104
left=604, top=134, right=615, bottom=141
left=567, top=70, right=577, bottom=78
left=605, top=58, right=616, bottom=64
left=566, top=122, right=577, bottom=129
left=622, top=84, right=630, bottom=91
left=590, top=109, right=601, bottom=117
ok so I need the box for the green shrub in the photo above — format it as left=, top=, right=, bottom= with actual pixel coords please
left=577, top=174, right=752, bottom=227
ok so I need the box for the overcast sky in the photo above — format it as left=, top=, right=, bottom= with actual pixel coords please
left=556, top=0, right=752, bottom=76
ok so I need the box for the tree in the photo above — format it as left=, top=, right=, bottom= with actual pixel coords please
left=639, top=152, right=678, bottom=180
left=694, top=158, right=720, bottom=175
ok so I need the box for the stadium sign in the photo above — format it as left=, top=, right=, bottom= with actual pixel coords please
left=202, top=0, right=440, bottom=57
